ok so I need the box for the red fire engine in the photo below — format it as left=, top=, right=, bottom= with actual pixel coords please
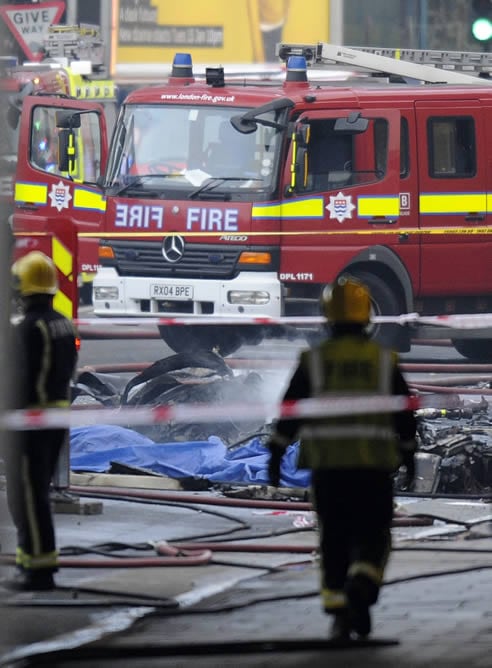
left=11, top=43, right=492, bottom=359
left=6, top=25, right=117, bottom=303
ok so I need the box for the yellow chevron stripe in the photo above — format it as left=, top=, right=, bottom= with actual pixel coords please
left=53, top=289, right=73, bottom=319
left=52, top=236, right=73, bottom=279
left=51, top=236, right=74, bottom=319
left=15, top=182, right=47, bottom=205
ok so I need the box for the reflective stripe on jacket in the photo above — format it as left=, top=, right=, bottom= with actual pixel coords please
left=297, top=336, right=400, bottom=472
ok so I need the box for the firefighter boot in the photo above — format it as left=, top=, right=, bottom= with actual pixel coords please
left=329, top=609, right=351, bottom=641
left=2, top=567, right=55, bottom=592
left=345, top=574, right=376, bottom=638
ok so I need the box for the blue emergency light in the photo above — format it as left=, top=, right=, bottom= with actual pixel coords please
left=171, top=53, right=193, bottom=78
left=285, top=55, right=308, bottom=82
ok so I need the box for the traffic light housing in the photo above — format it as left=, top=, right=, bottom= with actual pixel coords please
left=471, top=0, right=492, bottom=43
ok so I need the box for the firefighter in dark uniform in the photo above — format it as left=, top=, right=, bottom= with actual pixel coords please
left=4, top=251, right=78, bottom=591
left=266, top=275, right=417, bottom=640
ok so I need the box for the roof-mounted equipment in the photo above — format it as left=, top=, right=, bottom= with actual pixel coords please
left=285, top=55, right=308, bottom=83
left=276, top=42, right=492, bottom=86
left=43, top=24, right=105, bottom=72
left=276, top=43, right=318, bottom=65
left=206, top=66, right=225, bottom=87
left=170, top=52, right=194, bottom=82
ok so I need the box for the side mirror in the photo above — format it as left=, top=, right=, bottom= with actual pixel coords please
left=230, top=115, right=257, bottom=134
left=56, top=111, right=81, bottom=129
left=7, top=81, right=34, bottom=129
left=334, top=112, right=368, bottom=134
left=7, top=81, right=34, bottom=130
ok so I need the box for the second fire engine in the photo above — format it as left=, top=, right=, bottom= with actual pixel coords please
left=11, top=42, right=492, bottom=359
left=6, top=25, right=118, bottom=303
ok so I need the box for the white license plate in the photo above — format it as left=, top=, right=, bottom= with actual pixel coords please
left=151, top=284, right=194, bottom=299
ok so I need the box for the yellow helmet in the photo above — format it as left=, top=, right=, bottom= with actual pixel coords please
left=322, top=275, right=371, bottom=324
left=12, top=251, right=58, bottom=297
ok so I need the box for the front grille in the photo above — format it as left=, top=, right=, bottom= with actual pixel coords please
left=109, top=240, right=242, bottom=279
left=140, top=299, right=214, bottom=314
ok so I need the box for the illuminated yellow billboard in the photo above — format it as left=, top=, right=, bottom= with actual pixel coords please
left=114, top=0, right=330, bottom=68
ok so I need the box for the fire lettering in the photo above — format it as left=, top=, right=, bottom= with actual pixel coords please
left=186, top=207, right=239, bottom=231
left=115, top=204, right=164, bottom=229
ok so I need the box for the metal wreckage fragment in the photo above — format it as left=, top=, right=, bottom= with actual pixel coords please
left=72, top=351, right=270, bottom=445
left=409, top=397, right=492, bottom=495
left=72, top=355, right=492, bottom=495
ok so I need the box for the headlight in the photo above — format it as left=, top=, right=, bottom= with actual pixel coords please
left=228, top=290, right=270, bottom=305
left=93, top=286, right=119, bottom=300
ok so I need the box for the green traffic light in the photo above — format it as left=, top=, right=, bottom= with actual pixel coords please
left=472, top=17, right=492, bottom=41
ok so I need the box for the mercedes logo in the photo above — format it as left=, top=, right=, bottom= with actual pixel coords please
left=162, top=235, right=185, bottom=263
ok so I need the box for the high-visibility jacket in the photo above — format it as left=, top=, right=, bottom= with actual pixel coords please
left=272, top=332, right=415, bottom=472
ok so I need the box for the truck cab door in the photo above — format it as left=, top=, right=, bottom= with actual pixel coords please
left=415, top=100, right=489, bottom=300
left=13, top=96, right=108, bottom=309
left=279, top=108, right=406, bottom=285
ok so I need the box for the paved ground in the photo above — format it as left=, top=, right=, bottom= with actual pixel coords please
left=0, top=485, right=490, bottom=667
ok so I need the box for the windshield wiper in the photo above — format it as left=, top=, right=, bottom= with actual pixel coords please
left=188, top=177, right=262, bottom=200
left=108, top=174, right=183, bottom=197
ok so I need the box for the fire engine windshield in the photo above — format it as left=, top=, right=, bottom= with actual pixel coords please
left=105, top=104, right=282, bottom=197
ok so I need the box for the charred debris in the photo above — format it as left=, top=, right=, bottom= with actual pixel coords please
left=72, top=351, right=492, bottom=497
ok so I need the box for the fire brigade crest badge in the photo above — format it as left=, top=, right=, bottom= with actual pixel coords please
left=49, top=181, right=72, bottom=212
left=326, top=191, right=355, bottom=223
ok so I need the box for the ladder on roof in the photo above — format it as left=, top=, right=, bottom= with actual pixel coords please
left=43, top=24, right=105, bottom=72
left=276, top=42, right=492, bottom=86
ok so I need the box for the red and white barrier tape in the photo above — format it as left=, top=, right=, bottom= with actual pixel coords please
left=74, top=313, right=492, bottom=330
left=75, top=315, right=325, bottom=327
left=1, top=394, right=431, bottom=431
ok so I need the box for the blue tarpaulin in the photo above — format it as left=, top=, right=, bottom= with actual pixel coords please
left=70, top=425, right=311, bottom=487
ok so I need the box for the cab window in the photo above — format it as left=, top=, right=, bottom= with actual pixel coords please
left=305, top=117, right=388, bottom=192
left=428, top=117, right=476, bottom=178
left=30, top=105, right=102, bottom=183
left=400, top=117, right=409, bottom=178
left=31, top=107, right=61, bottom=174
